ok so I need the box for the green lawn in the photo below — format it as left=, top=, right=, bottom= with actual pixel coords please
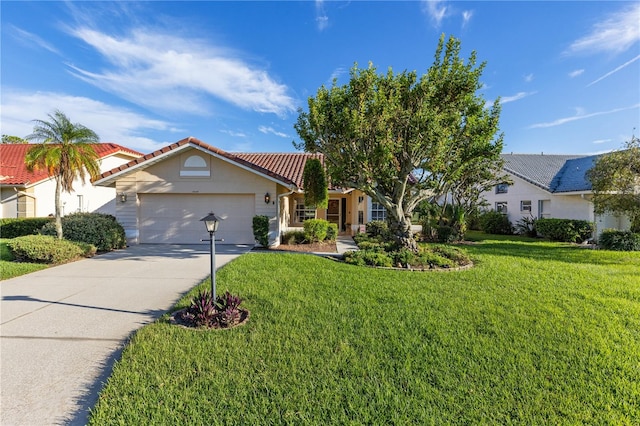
left=0, top=239, right=48, bottom=280
left=90, top=238, right=640, bottom=424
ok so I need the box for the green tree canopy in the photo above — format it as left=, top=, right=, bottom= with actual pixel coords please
left=302, top=158, right=329, bottom=209
left=294, top=35, right=504, bottom=250
left=587, top=136, right=640, bottom=232
left=25, top=110, right=101, bottom=239
left=2, top=135, right=28, bottom=144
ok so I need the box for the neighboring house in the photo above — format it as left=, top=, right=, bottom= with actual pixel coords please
left=482, top=153, right=631, bottom=235
left=94, top=137, right=380, bottom=246
left=0, top=143, right=143, bottom=219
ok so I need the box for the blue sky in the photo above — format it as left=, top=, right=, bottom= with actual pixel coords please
left=1, top=1, right=638, bottom=155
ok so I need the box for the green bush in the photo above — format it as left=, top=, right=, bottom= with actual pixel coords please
left=515, top=216, right=537, bottom=237
left=281, top=230, right=306, bottom=245
left=598, top=230, right=640, bottom=251
left=252, top=215, right=270, bottom=247
left=0, top=217, right=53, bottom=239
left=326, top=223, right=338, bottom=241
left=431, top=245, right=472, bottom=266
left=366, top=221, right=389, bottom=238
left=41, top=213, right=126, bottom=251
left=436, top=225, right=458, bottom=243
left=479, top=211, right=513, bottom=235
left=344, top=250, right=393, bottom=267
left=536, top=218, right=594, bottom=243
left=418, top=250, right=454, bottom=268
left=7, top=235, right=86, bottom=264
left=303, top=219, right=329, bottom=243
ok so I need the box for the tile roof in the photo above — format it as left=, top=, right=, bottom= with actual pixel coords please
left=0, top=143, right=143, bottom=186
left=501, top=153, right=599, bottom=193
left=97, top=137, right=325, bottom=189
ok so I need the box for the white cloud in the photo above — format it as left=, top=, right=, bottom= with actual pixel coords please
left=462, top=10, right=473, bottom=28
left=500, top=91, right=536, bottom=104
left=1, top=89, right=173, bottom=152
left=328, top=67, right=347, bottom=84
left=258, top=126, right=289, bottom=138
left=220, top=130, right=247, bottom=138
left=316, top=0, right=329, bottom=31
left=587, top=54, right=640, bottom=86
left=524, top=73, right=534, bottom=83
left=568, top=69, right=584, bottom=78
left=529, top=103, right=640, bottom=129
left=421, top=0, right=448, bottom=27
left=8, top=26, right=60, bottom=54
left=66, top=27, right=296, bottom=117
left=592, top=139, right=611, bottom=144
left=567, top=3, right=640, bottom=55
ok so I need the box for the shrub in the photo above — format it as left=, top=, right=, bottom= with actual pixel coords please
left=536, top=218, right=594, bottom=243
left=326, top=223, right=338, bottom=241
left=515, top=216, right=537, bottom=237
left=393, top=248, right=416, bottom=267
left=0, top=218, right=53, bottom=239
left=344, top=250, right=393, bottom=267
left=479, top=210, right=513, bottom=235
left=7, top=235, right=85, bottom=264
left=366, top=220, right=389, bottom=238
left=303, top=219, right=329, bottom=243
left=252, top=215, right=270, bottom=247
left=281, top=230, right=306, bottom=245
left=418, top=250, right=454, bottom=268
left=598, top=230, right=640, bottom=251
left=436, top=225, right=458, bottom=243
left=40, top=213, right=126, bottom=252
left=431, top=245, right=472, bottom=266
left=179, top=290, right=245, bottom=328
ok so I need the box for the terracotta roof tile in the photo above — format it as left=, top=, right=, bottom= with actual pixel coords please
left=0, top=143, right=143, bottom=186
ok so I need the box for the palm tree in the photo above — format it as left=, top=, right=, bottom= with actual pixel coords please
left=25, top=110, right=100, bottom=239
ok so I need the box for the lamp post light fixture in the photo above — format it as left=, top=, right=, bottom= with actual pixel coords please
left=200, top=212, right=222, bottom=298
left=119, top=192, right=127, bottom=203
left=264, top=192, right=271, bottom=204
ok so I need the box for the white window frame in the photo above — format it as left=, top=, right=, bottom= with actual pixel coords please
left=520, top=200, right=532, bottom=212
left=370, top=201, right=387, bottom=222
left=294, top=200, right=316, bottom=223
left=495, top=201, right=508, bottom=214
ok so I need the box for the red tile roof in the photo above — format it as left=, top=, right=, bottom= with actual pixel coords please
left=0, top=143, right=143, bottom=186
left=97, top=136, right=325, bottom=189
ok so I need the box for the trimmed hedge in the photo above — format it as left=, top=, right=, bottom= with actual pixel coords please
left=7, top=235, right=91, bottom=264
left=365, top=221, right=389, bottom=238
left=326, top=223, right=338, bottom=241
left=598, top=230, right=640, bottom=251
left=281, top=230, right=306, bottom=245
left=536, top=218, right=594, bottom=243
left=0, top=217, right=53, bottom=239
left=303, top=219, right=329, bottom=243
left=252, top=215, right=270, bottom=247
left=40, top=213, right=126, bottom=252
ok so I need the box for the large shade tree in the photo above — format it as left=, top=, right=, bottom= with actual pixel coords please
left=587, top=136, right=640, bottom=232
left=25, top=110, right=101, bottom=239
left=295, top=35, right=504, bottom=251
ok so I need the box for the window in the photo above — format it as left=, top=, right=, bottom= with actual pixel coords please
left=495, top=202, right=508, bottom=214
left=496, top=183, right=509, bottom=194
left=371, top=202, right=387, bottom=221
left=520, top=200, right=532, bottom=212
left=295, top=201, right=316, bottom=222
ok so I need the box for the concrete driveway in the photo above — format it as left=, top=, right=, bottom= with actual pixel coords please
left=0, top=244, right=251, bottom=426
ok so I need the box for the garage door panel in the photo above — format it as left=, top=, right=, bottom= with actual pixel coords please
left=139, top=194, right=255, bottom=244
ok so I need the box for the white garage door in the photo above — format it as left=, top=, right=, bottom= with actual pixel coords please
left=139, top=194, right=255, bottom=244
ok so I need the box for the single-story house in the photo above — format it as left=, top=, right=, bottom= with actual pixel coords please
left=482, top=153, right=631, bottom=235
left=94, top=137, right=386, bottom=246
left=0, top=143, right=143, bottom=219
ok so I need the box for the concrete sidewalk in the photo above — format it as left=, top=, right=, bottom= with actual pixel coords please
left=0, top=244, right=251, bottom=426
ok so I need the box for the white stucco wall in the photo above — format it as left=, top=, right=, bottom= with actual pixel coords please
left=481, top=173, right=595, bottom=225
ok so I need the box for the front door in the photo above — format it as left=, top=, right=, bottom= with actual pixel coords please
left=326, top=199, right=340, bottom=228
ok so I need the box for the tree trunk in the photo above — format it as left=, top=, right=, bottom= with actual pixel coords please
left=54, top=179, right=63, bottom=240
left=388, top=214, right=418, bottom=252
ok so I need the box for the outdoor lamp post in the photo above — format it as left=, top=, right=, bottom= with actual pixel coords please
left=200, top=212, right=221, bottom=298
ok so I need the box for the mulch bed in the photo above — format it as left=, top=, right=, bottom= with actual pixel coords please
left=266, top=241, right=338, bottom=253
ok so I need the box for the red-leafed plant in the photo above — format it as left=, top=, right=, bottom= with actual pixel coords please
left=179, top=290, right=246, bottom=329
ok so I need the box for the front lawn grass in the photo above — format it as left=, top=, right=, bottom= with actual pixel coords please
left=0, top=239, right=48, bottom=280
left=90, top=239, right=640, bottom=424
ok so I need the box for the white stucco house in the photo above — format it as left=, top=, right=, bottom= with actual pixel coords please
left=482, top=153, right=632, bottom=236
left=0, top=143, right=143, bottom=219
left=94, top=137, right=388, bottom=246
